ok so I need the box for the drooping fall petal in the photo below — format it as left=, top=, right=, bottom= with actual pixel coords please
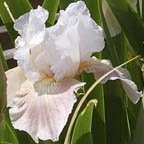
left=9, top=79, right=85, bottom=143
left=85, top=57, right=143, bottom=103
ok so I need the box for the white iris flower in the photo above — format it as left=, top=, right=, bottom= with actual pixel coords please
left=6, top=1, right=142, bottom=143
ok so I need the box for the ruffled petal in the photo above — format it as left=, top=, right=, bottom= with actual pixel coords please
left=58, top=1, right=90, bottom=25
left=46, top=1, right=104, bottom=80
left=9, top=79, right=85, bottom=143
left=14, top=6, right=48, bottom=43
left=120, top=79, right=142, bottom=103
left=14, top=6, right=52, bottom=80
left=77, top=15, right=104, bottom=61
left=14, top=6, right=48, bottom=49
left=102, top=0, right=121, bottom=37
left=85, top=57, right=143, bottom=103
left=46, top=24, right=80, bottom=81
left=58, top=1, right=105, bottom=61
left=6, top=67, right=26, bottom=107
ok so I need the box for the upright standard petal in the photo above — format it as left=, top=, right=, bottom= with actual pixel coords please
left=9, top=79, right=85, bottom=143
left=45, top=1, right=86, bottom=81
left=14, top=6, right=48, bottom=50
left=46, top=1, right=104, bottom=81
left=84, top=57, right=143, bottom=103
left=14, top=6, right=48, bottom=42
left=14, top=48, right=44, bottom=81
left=58, top=1, right=90, bottom=25
left=14, top=6, right=52, bottom=81
left=77, top=15, right=104, bottom=61
left=58, top=1, right=105, bottom=61
left=6, top=67, right=26, bottom=107
left=46, top=24, right=80, bottom=81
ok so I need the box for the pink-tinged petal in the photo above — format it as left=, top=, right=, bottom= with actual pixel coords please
left=120, top=79, right=142, bottom=103
left=6, top=67, right=26, bottom=107
left=9, top=79, right=85, bottom=143
left=85, top=57, right=143, bottom=103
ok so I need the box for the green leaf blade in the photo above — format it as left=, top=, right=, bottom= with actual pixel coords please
left=43, top=0, right=60, bottom=26
left=5, top=0, right=32, bottom=19
left=107, top=0, right=144, bottom=56
left=71, top=100, right=97, bottom=144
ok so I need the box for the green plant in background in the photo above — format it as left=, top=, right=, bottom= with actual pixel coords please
left=0, top=0, right=144, bottom=144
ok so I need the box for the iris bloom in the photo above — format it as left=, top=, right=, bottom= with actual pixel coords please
left=6, top=1, right=142, bottom=143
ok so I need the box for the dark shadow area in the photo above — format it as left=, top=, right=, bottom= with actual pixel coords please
left=29, top=0, right=44, bottom=8
left=104, top=81, right=130, bottom=144
left=132, top=101, right=144, bottom=144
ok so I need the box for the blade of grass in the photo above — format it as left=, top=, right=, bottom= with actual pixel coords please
left=81, top=1, right=106, bottom=143
left=142, top=0, right=144, bottom=20
left=0, top=0, right=32, bottom=41
left=83, top=0, right=101, bottom=24
left=112, top=33, right=141, bottom=142
left=84, top=74, right=106, bottom=144
left=0, top=1, right=17, bottom=41
left=116, top=33, right=143, bottom=140
left=0, top=61, right=19, bottom=144
left=5, top=0, right=32, bottom=19
left=0, top=60, right=6, bottom=116
left=71, top=100, right=97, bottom=144
left=99, top=0, right=120, bottom=66
left=100, top=2, right=134, bottom=142
left=2, top=113, right=19, bottom=144
left=107, top=0, right=144, bottom=57
left=0, top=60, right=6, bottom=143
left=138, top=0, right=144, bottom=20
left=42, top=0, right=60, bottom=26
left=98, top=8, right=129, bottom=143
left=125, top=39, right=143, bottom=139
left=0, top=62, right=19, bottom=144
left=132, top=97, right=144, bottom=144
left=0, top=44, right=8, bottom=71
